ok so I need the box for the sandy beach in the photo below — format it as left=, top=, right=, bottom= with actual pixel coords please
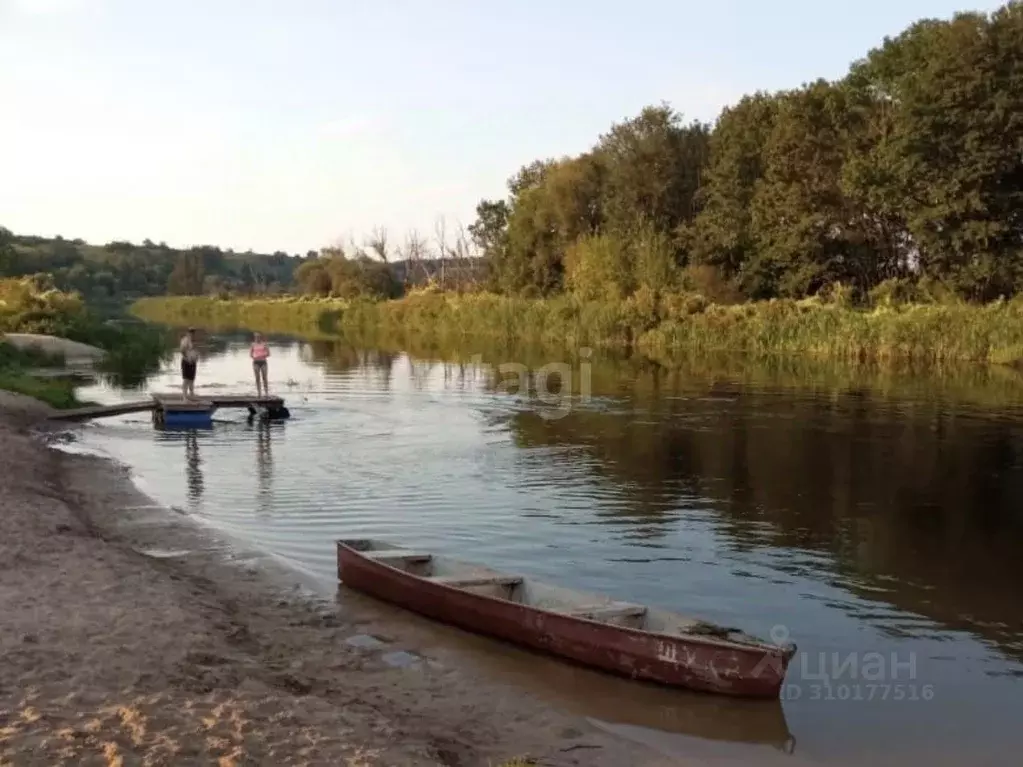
left=0, top=391, right=684, bottom=766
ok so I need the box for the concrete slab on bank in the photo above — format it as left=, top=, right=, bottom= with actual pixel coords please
left=1, top=333, right=107, bottom=364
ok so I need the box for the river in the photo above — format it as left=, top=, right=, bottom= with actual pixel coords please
left=67, top=329, right=1023, bottom=766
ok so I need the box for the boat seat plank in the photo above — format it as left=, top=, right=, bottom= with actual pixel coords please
left=364, top=550, right=433, bottom=563
left=429, top=574, right=523, bottom=588
left=566, top=602, right=648, bottom=620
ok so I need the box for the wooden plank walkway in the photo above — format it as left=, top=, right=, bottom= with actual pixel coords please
left=49, top=401, right=155, bottom=422
left=155, top=394, right=285, bottom=409
left=49, top=394, right=285, bottom=422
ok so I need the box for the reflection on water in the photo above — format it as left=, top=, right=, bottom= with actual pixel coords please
left=507, top=399, right=1023, bottom=663
left=184, top=431, right=203, bottom=507
left=156, top=413, right=280, bottom=519
left=254, top=420, right=273, bottom=507
left=72, top=332, right=1023, bottom=766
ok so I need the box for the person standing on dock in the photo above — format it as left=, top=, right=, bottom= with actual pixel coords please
left=179, top=327, right=199, bottom=399
left=250, top=332, right=270, bottom=397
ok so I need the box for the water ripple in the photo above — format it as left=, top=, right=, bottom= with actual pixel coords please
left=69, top=335, right=1023, bottom=762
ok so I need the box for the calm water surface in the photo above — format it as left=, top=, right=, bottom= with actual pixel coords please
left=71, top=332, right=1023, bottom=766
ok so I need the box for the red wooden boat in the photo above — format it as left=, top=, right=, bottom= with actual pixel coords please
left=336, top=539, right=797, bottom=698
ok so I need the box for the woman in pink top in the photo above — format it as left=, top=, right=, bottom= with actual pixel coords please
left=250, top=332, right=270, bottom=397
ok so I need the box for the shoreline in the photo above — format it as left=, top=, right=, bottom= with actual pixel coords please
left=132, top=293, right=1023, bottom=368
left=0, top=391, right=682, bottom=766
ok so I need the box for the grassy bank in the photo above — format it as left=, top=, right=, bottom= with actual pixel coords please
left=0, top=341, right=85, bottom=408
left=131, top=294, right=343, bottom=339
left=132, top=290, right=1023, bottom=367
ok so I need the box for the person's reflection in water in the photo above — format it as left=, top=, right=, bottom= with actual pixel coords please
left=254, top=419, right=273, bottom=509
left=184, top=430, right=204, bottom=509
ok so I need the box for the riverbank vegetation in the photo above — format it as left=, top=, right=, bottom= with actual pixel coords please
left=132, top=294, right=346, bottom=339
left=0, top=340, right=83, bottom=408
left=131, top=3, right=1023, bottom=367
left=1, top=276, right=171, bottom=396
left=134, top=287, right=1023, bottom=366
left=135, top=296, right=1023, bottom=415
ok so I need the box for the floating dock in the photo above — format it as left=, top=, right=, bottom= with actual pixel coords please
left=49, top=393, right=290, bottom=427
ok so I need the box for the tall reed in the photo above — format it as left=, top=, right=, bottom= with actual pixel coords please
left=132, top=291, right=1023, bottom=367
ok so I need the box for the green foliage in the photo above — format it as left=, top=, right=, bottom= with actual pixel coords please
left=564, top=234, right=632, bottom=301
left=845, top=5, right=1023, bottom=300
left=293, top=249, right=402, bottom=299
left=745, top=81, right=861, bottom=297
left=0, top=276, right=170, bottom=388
left=594, top=103, right=710, bottom=238
left=468, top=199, right=510, bottom=264
left=0, top=340, right=64, bottom=369
left=0, top=337, right=82, bottom=410
left=471, top=2, right=1023, bottom=305
left=640, top=294, right=1023, bottom=365
left=685, top=93, right=778, bottom=278
left=564, top=225, right=679, bottom=301
left=485, top=104, right=707, bottom=296
left=0, top=274, right=87, bottom=334
left=0, top=368, right=83, bottom=409
left=132, top=295, right=352, bottom=340
left=66, top=316, right=170, bottom=387
left=167, top=249, right=206, bottom=295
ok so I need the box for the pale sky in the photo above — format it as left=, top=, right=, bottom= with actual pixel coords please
left=0, top=0, right=1003, bottom=255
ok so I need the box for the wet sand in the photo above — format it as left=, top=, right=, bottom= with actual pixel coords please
left=0, top=391, right=684, bottom=766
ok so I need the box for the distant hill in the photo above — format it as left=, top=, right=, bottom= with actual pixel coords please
left=0, top=227, right=488, bottom=310
left=0, top=228, right=311, bottom=307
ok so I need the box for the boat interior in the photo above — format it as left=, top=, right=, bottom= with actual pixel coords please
left=340, top=539, right=758, bottom=643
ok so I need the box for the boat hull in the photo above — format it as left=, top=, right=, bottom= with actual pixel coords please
left=337, top=543, right=794, bottom=698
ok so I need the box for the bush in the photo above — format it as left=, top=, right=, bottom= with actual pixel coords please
left=0, top=276, right=170, bottom=387
left=681, top=264, right=744, bottom=304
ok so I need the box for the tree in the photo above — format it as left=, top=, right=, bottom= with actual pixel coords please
left=594, top=103, right=710, bottom=242
left=687, top=93, right=779, bottom=280
left=743, top=81, right=862, bottom=298
left=507, top=159, right=557, bottom=197
left=367, top=226, right=390, bottom=263
left=0, top=227, right=17, bottom=274
left=469, top=199, right=510, bottom=258
left=847, top=6, right=1023, bottom=299
left=295, top=259, right=333, bottom=295
left=167, top=251, right=205, bottom=295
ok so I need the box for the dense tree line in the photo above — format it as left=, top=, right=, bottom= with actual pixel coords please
left=471, top=3, right=1023, bottom=304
